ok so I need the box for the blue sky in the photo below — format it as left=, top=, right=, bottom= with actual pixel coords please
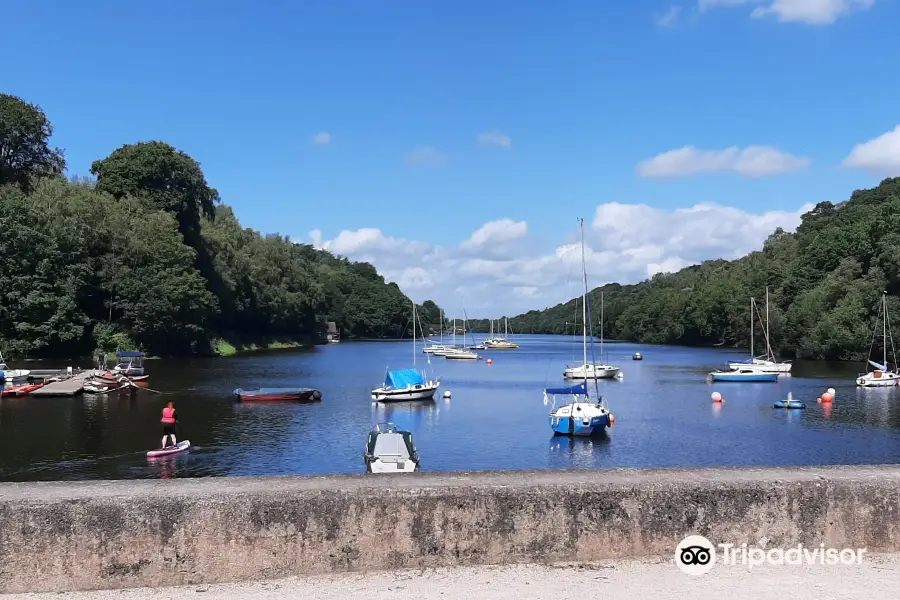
left=4, top=0, right=899, bottom=314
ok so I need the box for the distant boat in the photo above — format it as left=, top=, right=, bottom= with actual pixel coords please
left=564, top=292, right=619, bottom=379
left=363, top=422, right=419, bottom=473
left=632, top=352, right=643, bottom=360
left=728, top=290, right=791, bottom=374
left=857, top=291, right=900, bottom=387
left=423, top=309, right=448, bottom=354
left=774, top=392, right=805, bottom=409
left=545, top=218, right=614, bottom=437
left=708, top=368, right=778, bottom=382
left=484, top=317, right=519, bottom=348
left=444, top=309, right=481, bottom=360
left=233, top=388, right=322, bottom=402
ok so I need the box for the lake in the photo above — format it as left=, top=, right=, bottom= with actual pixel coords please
left=2, top=335, right=900, bottom=481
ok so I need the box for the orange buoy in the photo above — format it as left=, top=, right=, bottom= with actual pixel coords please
left=821, top=392, right=833, bottom=403
left=609, top=414, right=616, bottom=426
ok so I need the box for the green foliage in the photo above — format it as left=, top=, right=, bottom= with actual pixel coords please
left=90, top=141, right=220, bottom=247
left=0, top=96, right=443, bottom=357
left=507, top=177, right=900, bottom=361
left=0, top=94, right=65, bottom=191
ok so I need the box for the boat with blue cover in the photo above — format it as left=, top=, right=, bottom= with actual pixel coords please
left=708, top=368, right=778, bottom=382
left=544, top=218, right=614, bottom=437
left=371, top=299, right=439, bottom=402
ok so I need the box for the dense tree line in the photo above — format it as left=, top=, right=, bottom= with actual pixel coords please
left=0, top=93, right=442, bottom=357
left=502, top=177, right=900, bottom=361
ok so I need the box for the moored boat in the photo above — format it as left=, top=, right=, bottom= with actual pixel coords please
left=363, top=422, right=419, bottom=473
left=856, top=292, right=900, bottom=387
left=233, top=388, right=322, bottom=402
left=708, top=368, right=778, bottom=382
left=727, top=290, right=792, bottom=374
left=0, top=351, right=30, bottom=382
left=633, top=352, right=643, bottom=360
left=371, top=369, right=439, bottom=401
left=112, top=351, right=145, bottom=376
left=0, top=383, right=44, bottom=397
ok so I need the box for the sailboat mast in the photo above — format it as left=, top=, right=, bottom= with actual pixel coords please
left=600, top=291, right=604, bottom=362
left=440, top=309, right=443, bottom=346
left=765, top=288, right=770, bottom=359
left=412, top=299, right=416, bottom=366
left=580, top=218, right=588, bottom=375
left=884, top=292, right=888, bottom=368
left=750, top=297, right=754, bottom=359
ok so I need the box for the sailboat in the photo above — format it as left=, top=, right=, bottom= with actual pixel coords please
left=564, top=291, right=619, bottom=379
left=485, top=317, right=519, bottom=349
left=856, top=291, right=900, bottom=387
left=444, top=310, right=481, bottom=360
left=727, top=288, right=792, bottom=373
left=544, top=218, right=614, bottom=436
left=371, top=300, right=440, bottom=401
left=423, top=309, right=450, bottom=355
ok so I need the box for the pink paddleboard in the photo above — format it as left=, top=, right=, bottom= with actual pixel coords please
left=147, top=440, right=191, bottom=458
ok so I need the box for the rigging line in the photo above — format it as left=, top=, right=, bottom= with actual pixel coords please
left=887, top=298, right=898, bottom=369
left=866, top=298, right=880, bottom=366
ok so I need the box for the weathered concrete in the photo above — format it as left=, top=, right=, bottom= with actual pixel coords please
left=7, top=557, right=900, bottom=600
left=2, top=466, right=900, bottom=593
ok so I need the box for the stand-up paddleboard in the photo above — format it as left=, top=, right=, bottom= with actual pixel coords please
left=147, top=440, right=191, bottom=458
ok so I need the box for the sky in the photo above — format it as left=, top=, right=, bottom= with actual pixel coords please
left=4, top=0, right=900, bottom=316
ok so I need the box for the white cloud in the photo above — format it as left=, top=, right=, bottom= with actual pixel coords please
left=404, top=146, right=447, bottom=166
left=637, top=145, right=811, bottom=178
left=477, top=130, right=512, bottom=149
left=654, top=5, right=683, bottom=27
left=312, top=132, right=331, bottom=145
left=306, top=201, right=813, bottom=315
left=698, top=0, right=876, bottom=24
left=842, top=125, right=900, bottom=177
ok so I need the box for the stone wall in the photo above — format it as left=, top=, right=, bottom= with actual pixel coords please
left=2, top=466, right=900, bottom=592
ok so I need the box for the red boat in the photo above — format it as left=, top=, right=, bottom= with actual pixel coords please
left=232, top=387, right=322, bottom=402
left=0, top=383, right=44, bottom=397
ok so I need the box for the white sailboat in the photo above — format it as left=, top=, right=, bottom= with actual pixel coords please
left=856, top=291, right=900, bottom=387
left=545, top=217, right=614, bottom=437
left=563, top=291, right=620, bottom=379
left=444, top=311, right=480, bottom=360
left=727, top=288, right=791, bottom=373
left=485, top=317, right=518, bottom=349
left=423, top=309, right=450, bottom=355
left=371, top=300, right=440, bottom=401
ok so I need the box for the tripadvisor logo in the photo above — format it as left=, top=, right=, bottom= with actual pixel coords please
left=675, top=535, right=867, bottom=575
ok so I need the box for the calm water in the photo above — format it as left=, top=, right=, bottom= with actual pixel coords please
left=2, top=335, right=900, bottom=481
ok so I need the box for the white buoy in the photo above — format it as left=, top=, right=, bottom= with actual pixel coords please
left=616, top=371, right=624, bottom=380
left=827, top=387, right=836, bottom=397
left=443, top=391, right=451, bottom=399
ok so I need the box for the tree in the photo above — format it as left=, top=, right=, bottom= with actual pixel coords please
left=90, top=141, right=219, bottom=247
left=0, top=94, right=65, bottom=191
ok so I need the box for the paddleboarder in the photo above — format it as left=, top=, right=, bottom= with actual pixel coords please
left=160, top=401, right=177, bottom=449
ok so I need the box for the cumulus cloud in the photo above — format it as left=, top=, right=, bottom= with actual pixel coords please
left=698, top=0, right=876, bottom=24
left=404, top=146, right=447, bottom=166
left=654, top=5, right=683, bottom=27
left=477, top=130, right=512, bottom=149
left=306, top=201, right=813, bottom=314
left=312, top=132, right=331, bottom=145
left=842, top=125, right=900, bottom=177
left=637, top=145, right=811, bottom=178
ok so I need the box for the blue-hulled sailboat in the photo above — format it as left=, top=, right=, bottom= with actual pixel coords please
left=544, top=218, right=614, bottom=437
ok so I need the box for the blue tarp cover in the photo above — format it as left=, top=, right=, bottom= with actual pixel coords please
left=117, top=351, right=144, bottom=358
left=385, top=369, right=425, bottom=388
left=544, top=382, right=588, bottom=395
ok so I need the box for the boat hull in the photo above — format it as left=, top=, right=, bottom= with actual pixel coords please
left=856, top=372, right=900, bottom=387
left=548, top=401, right=611, bottom=436
left=366, top=458, right=418, bottom=473
left=371, top=383, right=438, bottom=402
left=774, top=400, right=806, bottom=409
left=727, top=361, right=792, bottom=373
left=234, top=388, right=322, bottom=402
left=444, top=352, right=480, bottom=360
left=710, top=372, right=778, bottom=382
left=563, top=365, right=620, bottom=379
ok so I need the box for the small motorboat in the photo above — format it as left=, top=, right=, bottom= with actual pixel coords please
left=633, top=352, right=643, bottom=360
left=708, top=368, right=778, bottom=382
left=0, top=351, right=30, bottom=382
left=0, top=383, right=43, bottom=397
left=363, top=423, right=419, bottom=473
left=233, top=387, right=322, bottom=402
left=563, top=362, right=620, bottom=379
left=774, top=392, right=806, bottom=409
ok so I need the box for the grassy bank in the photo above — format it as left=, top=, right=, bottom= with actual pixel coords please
left=212, top=339, right=311, bottom=357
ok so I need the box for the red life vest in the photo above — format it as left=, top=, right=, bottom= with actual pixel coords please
left=160, top=407, right=176, bottom=424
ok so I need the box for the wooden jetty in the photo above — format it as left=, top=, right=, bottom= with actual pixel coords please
left=29, top=371, right=95, bottom=397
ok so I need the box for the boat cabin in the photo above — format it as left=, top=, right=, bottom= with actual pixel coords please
left=113, top=351, right=145, bottom=376
left=326, top=321, right=340, bottom=343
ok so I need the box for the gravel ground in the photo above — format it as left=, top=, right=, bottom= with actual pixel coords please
left=8, top=555, right=900, bottom=599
